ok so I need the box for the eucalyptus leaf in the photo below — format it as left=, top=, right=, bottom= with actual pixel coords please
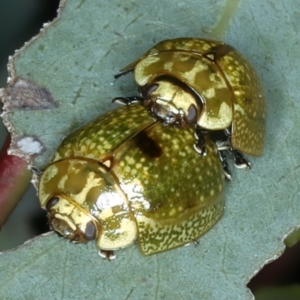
left=1, top=0, right=300, bottom=299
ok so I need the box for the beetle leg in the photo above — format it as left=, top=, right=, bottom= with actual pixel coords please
left=31, top=166, right=43, bottom=176
left=112, top=96, right=144, bottom=106
left=229, top=149, right=251, bottom=170
left=192, top=240, right=199, bottom=246
left=214, top=136, right=232, bottom=180
left=218, top=150, right=232, bottom=181
left=193, top=129, right=207, bottom=156
left=219, top=129, right=251, bottom=170
left=184, top=240, right=199, bottom=247
left=98, top=250, right=116, bottom=261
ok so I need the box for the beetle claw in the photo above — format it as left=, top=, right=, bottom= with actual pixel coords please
left=230, top=150, right=251, bottom=170
left=193, top=143, right=207, bottom=156
left=194, top=130, right=207, bottom=156
left=99, top=250, right=116, bottom=261
left=218, top=150, right=232, bottom=181
left=223, top=167, right=232, bottom=181
left=192, top=240, right=199, bottom=246
left=112, top=96, right=144, bottom=106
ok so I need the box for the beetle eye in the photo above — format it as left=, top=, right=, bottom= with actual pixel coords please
left=186, top=104, right=198, bottom=125
left=46, top=196, right=59, bottom=211
left=140, top=83, right=158, bottom=98
left=84, top=221, right=97, bottom=240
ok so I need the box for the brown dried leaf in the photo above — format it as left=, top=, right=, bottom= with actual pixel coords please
left=2, top=79, right=58, bottom=111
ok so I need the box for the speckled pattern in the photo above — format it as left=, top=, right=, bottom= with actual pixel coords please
left=39, top=104, right=225, bottom=255
left=219, top=50, right=266, bottom=155
left=53, top=105, right=154, bottom=161
left=121, top=38, right=266, bottom=156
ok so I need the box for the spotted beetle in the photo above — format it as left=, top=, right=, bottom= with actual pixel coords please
left=39, top=104, right=225, bottom=257
left=114, top=38, right=266, bottom=179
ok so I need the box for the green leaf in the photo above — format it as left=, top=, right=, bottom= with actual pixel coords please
left=1, top=0, right=300, bottom=299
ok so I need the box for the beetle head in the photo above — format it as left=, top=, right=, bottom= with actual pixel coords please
left=140, top=76, right=201, bottom=127
left=38, top=158, right=117, bottom=243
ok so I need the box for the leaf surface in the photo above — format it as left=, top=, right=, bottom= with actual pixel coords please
left=1, top=0, right=300, bottom=299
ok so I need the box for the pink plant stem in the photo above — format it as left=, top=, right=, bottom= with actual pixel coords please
left=0, top=135, right=31, bottom=228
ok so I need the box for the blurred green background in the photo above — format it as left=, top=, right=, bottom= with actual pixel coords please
left=0, top=0, right=59, bottom=251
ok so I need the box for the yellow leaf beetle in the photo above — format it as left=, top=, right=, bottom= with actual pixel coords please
left=114, top=38, right=266, bottom=179
left=39, top=104, right=225, bottom=257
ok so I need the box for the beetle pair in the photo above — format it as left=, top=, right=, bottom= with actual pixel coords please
left=39, top=38, right=266, bottom=257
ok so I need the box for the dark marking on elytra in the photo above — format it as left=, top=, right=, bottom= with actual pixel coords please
left=134, top=131, right=162, bottom=158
